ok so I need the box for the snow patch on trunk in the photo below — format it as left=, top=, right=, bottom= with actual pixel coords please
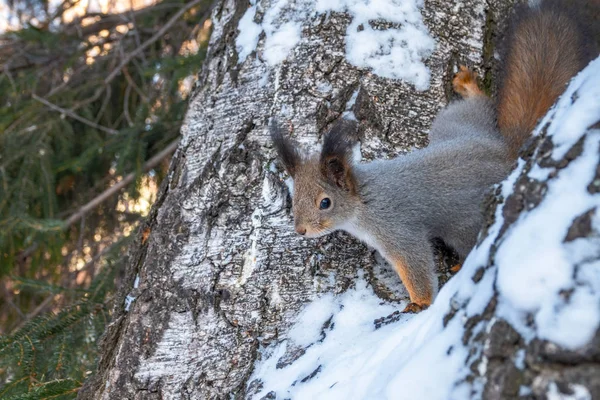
left=316, top=0, right=435, bottom=90
left=236, top=0, right=315, bottom=66
left=236, top=0, right=435, bottom=89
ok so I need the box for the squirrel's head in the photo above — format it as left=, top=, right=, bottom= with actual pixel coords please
left=271, top=120, right=360, bottom=238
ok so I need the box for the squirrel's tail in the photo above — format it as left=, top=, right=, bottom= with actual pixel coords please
left=497, top=0, right=599, bottom=159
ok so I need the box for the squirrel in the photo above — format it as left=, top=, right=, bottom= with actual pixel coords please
left=271, top=0, right=597, bottom=313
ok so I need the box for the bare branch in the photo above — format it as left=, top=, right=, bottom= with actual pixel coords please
left=10, top=294, right=57, bottom=333
left=32, top=93, right=120, bottom=135
left=94, top=85, right=112, bottom=124
left=124, top=83, right=134, bottom=127
left=63, top=3, right=188, bottom=37
left=104, top=0, right=208, bottom=85
left=64, top=138, right=180, bottom=228
left=123, top=67, right=149, bottom=103
left=129, top=0, right=147, bottom=65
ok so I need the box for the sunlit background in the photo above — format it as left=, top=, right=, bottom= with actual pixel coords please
left=0, top=0, right=211, bottom=397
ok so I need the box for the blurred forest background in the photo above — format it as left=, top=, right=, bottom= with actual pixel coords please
left=0, top=0, right=211, bottom=397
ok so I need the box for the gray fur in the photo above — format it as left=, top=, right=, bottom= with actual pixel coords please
left=347, top=97, right=510, bottom=291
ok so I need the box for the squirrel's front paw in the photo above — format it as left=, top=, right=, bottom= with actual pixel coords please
left=453, top=66, right=484, bottom=98
left=402, top=302, right=428, bottom=314
left=450, top=263, right=462, bottom=274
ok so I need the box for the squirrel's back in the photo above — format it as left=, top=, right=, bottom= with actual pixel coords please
left=354, top=96, right=510, bottom=257
left=497, top=0, right=599, bottom=158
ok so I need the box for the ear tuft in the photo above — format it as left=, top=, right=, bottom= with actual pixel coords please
left=320, top=119, right=358, bottom=193
left=270, top=121, right=301, bottom=177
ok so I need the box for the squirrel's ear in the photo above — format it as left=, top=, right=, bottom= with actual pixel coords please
left=270, top=121, right=301, bottom=177
left=320, top=120, right=358, bottom=194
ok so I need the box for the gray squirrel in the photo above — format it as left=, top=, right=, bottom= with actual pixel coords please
left=271, top=1, right=597, bottom=312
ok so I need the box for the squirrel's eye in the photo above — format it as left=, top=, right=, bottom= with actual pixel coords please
left=319, top=198, right=331, bottom=210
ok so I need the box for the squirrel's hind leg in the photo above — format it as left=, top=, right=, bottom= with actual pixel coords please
left=453, top=66, right=484, bottom=98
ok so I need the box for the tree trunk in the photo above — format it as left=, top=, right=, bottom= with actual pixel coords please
left=79, top=0, right=600, bottom=399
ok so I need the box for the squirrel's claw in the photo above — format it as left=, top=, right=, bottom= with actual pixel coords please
left=402, top=302, right=428, bottom=314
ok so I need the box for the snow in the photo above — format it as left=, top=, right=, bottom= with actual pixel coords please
left=236, top=6, right=263, bottom=63
left=519, top=385, right=533, bottom=396
left=285, top=177, right=294, bottom=193
left=547, top=382, right=591, bottom=400
left=248, top=57, right=600, bottom=399
left=236, top=0, right=435, bottom=89
left=263, top=22, right=302, bottom=65
left=342, top=89, right=359, bottom=121
left=287, top=293, right=337, bottom=347
left=316, top=0, right=435, bottom=90
left=514, top=348, right=525, bottom=369
left=124, top=295, right=135, bottom=312
left=236, top=0, right=311, bottom=66
left=249, top=275, right=403, bottom=399
left=316, top=81, right=333, bottom=94
left=124, top=274, right=141, bottom=311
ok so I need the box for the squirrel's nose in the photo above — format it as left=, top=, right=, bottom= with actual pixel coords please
left=296, top=226, right=307, bottom=235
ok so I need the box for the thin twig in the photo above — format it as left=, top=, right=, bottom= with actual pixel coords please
left=1, top=282, right=26, bottom=321
left=3, top=64, right=17, bottom=92
left=10, top=294, right=57, bottom=333
left=64, top=138, right=180, bottom=228
left=123, top=67, right=149, bottom=103
left=104, top=0, right=206, bottom=85
left=62, top=214, right=86, bottom=288
left=46, top=0, right=81, bottom=28
left=17, top=243, right=39, bottom=262
left=71, top=86, right=106, bottom=112
left=94, top=85, right=112, bottom=124
left=51, top=3, right=187, bottom=41
left=124, top=83, right=134, bottom=127
left=46, top=63, right=89, bottom=98
left=74, top=236, right=123, bottom=281
left=129, top=0, right=146, bottom=65
left=32, top=93, right=119, bottom=135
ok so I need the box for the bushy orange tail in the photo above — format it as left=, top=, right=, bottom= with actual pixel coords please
left=497, top=1, right=599, bottom=159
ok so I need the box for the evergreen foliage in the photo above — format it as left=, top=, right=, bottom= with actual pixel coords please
left=0, top=0, right=211, bottom=397
left=0, top=237, right=130, bottom=399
